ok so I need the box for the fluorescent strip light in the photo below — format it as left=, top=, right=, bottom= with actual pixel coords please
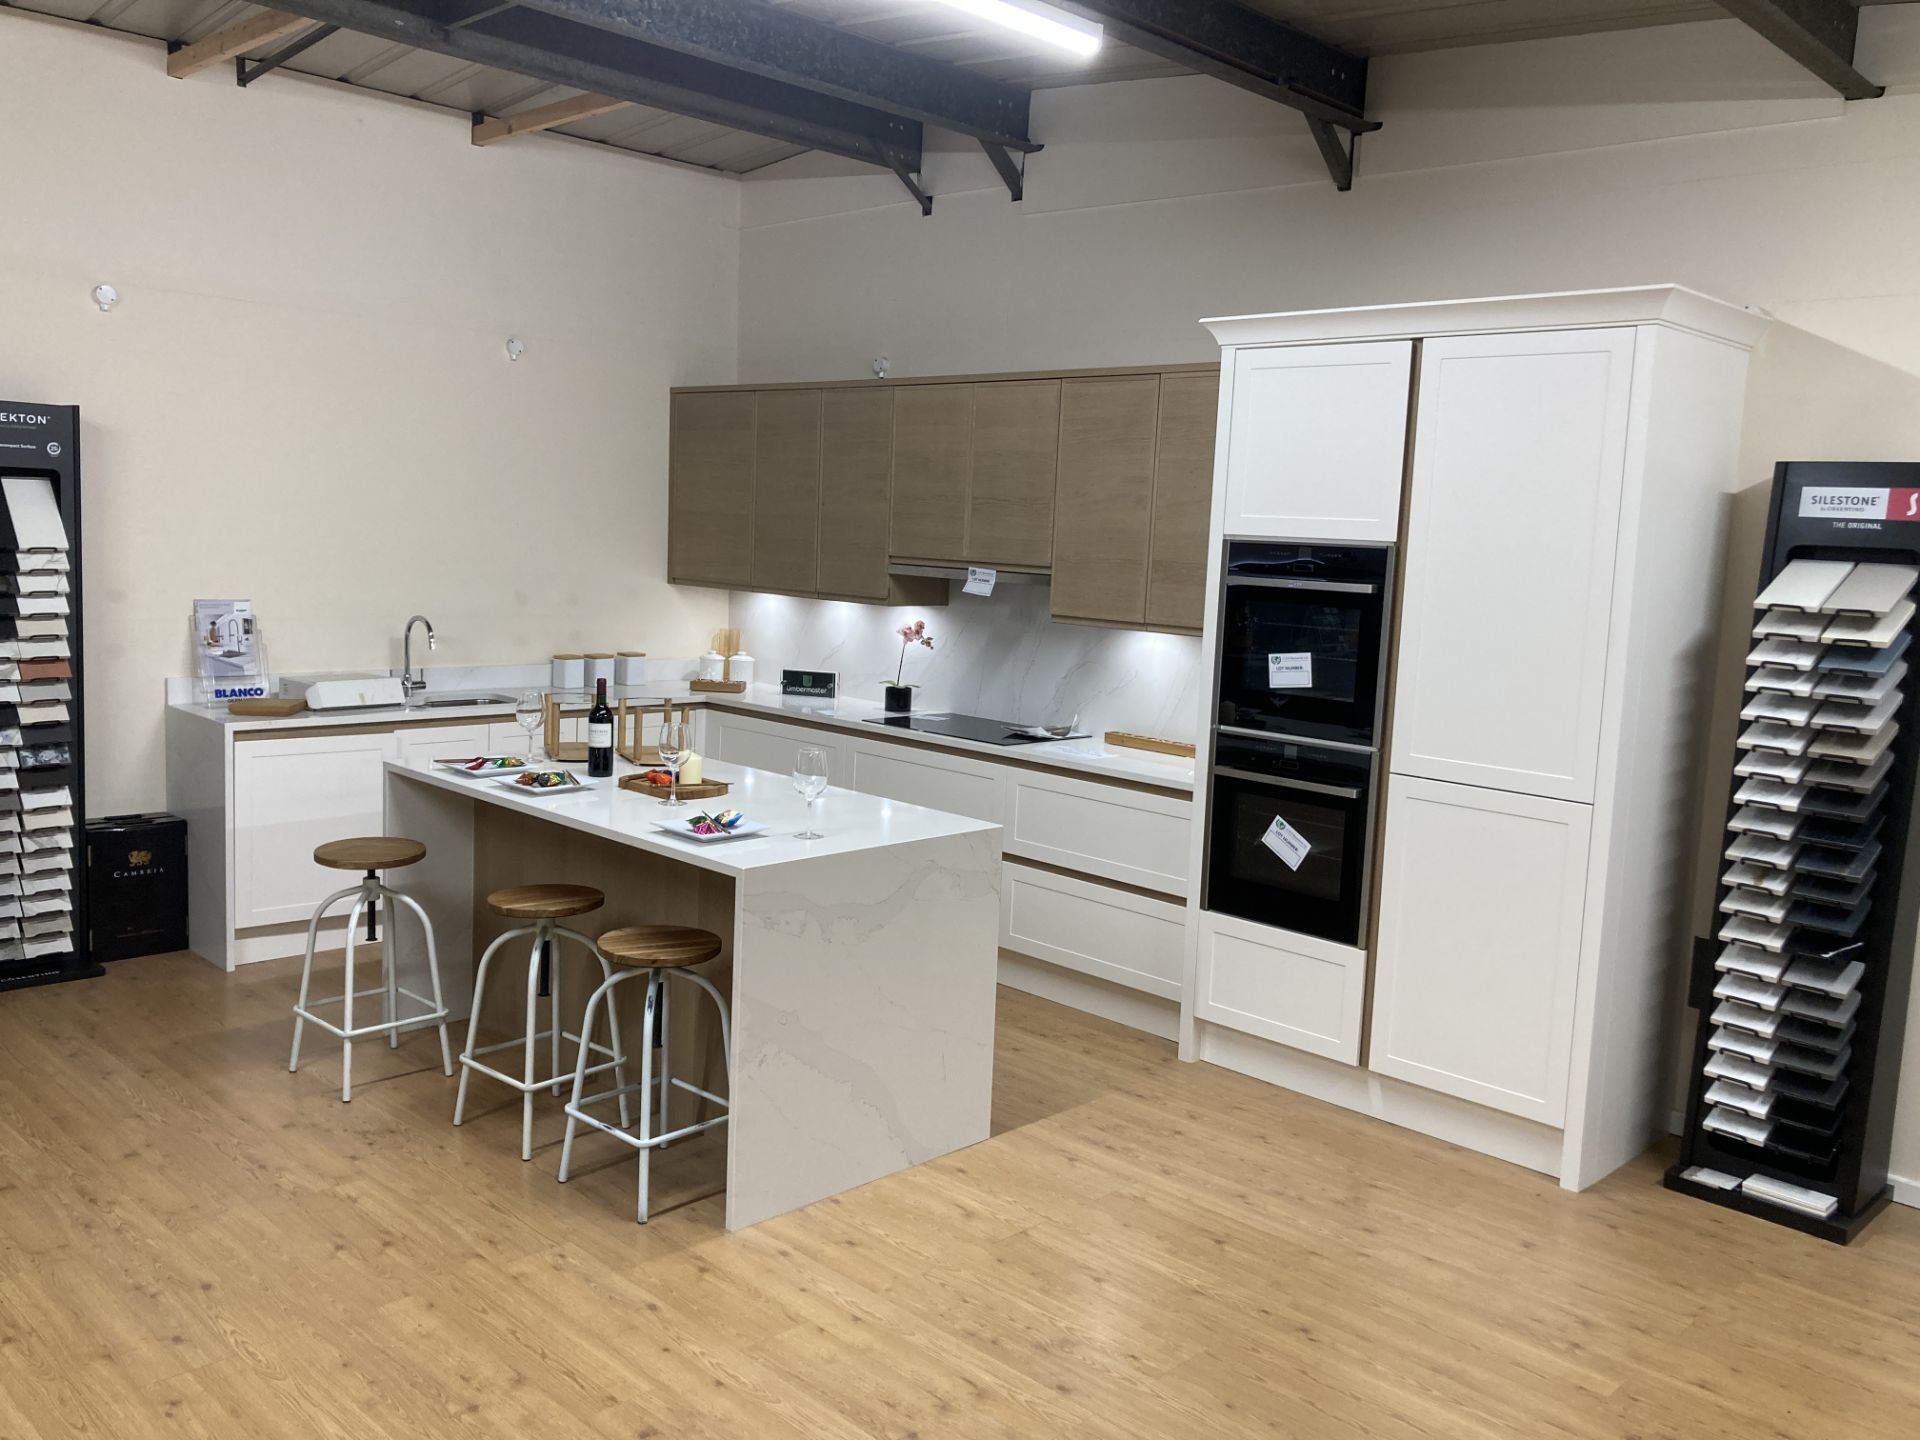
left=927, top=0, right=1103, bottom=58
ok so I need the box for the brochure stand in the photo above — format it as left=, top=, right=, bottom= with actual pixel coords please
left=0, top=403, right=97, bottom=990
left=1665, top=462, right=1920, bottom=1242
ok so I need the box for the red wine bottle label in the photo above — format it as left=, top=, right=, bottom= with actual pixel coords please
left=588, top=722, right=612, bottom=748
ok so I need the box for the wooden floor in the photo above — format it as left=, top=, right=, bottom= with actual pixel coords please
left=3, top=954, right=1919, bottom=1439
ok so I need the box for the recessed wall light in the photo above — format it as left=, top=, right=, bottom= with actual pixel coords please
left=926, top=0, right=1101, bottom=58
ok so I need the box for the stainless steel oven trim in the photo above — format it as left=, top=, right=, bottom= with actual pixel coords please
left=1222, top=576, right=1378, bottom=595
left=1216, top=723, right=1375, bottom=753
left=1211, top=765, right=1362, bottom=801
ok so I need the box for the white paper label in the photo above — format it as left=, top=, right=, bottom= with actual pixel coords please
left=963, top=566, right=997, bottom=597
left=1260, top=816, right=1311, bottom=871
left=1267, top=652, right=1313, bottom=689
left=587, top=721, right=612, bottom=748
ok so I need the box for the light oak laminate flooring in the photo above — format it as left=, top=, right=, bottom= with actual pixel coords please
left=2, top=950, right=1918, bottom=1439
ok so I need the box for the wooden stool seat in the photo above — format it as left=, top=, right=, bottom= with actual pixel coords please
left=314, top=836, right=426, bottom=871
left=487, top=884, right=605, bottom=920
left=597, top=925, right=723, bottom=969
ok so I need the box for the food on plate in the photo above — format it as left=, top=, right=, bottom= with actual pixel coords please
left=459, top=755, right=525, bottom=772
left=686, top=808, right=747, bottom=836
left=513, top=769, right=577, bottom=789
left=640, top=768, right=676, bottom=786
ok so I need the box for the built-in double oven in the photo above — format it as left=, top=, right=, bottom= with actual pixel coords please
left=1204, top=541, right=1394, bottom=948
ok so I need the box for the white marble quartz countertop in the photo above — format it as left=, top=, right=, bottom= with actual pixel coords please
left=389, top=754, right=999, bottom=876
left=173, top=684, right=1197, bottom=792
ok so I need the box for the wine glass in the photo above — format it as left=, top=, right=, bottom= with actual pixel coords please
left=657, top=721, right=689, bottom=807
left=793, top=745, right=829, bottom=839
left=515, top=691, right=545, bottom=763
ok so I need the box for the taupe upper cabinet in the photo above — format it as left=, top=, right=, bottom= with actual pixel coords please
left=890, top=384, right=973, bottom=562
left=1146, top=370, right=1221, bottom=632
left=1051, top=375, right=1160, bottom=625
left=817, top=388, right=896, bottom=601
left=967, top=379, right=1061, bottom=569
left=750, top=388, right=823, bottom=595
left=669, top=390, right=755, bottom=588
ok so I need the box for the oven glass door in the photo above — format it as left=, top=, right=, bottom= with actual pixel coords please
left=1205, top=737, right=1373, bottom=947
left=1215, top=553, right=1389, bottom=747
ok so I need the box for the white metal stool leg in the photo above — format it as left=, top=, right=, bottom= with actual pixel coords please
left=290, top=882, right=363, bottom=1075
left=558, top=964, right=731, bottom=1224
left=456, top=920, right=628, bottom=1157
left=289, top=872, right=451, bottom=1102
left=385, top=889, right=400, bottom=1051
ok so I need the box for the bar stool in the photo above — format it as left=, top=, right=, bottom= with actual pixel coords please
left=453, top=884, right=632, bottom=1161
left=559, top=925, right=730, bottom=1224
left=289, top=836, right=453, bottom=1103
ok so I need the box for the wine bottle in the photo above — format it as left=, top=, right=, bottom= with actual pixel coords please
left=586, top=678, right=614, bottom=778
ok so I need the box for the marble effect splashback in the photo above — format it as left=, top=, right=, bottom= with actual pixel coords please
left=730, top=586, right=1205, bottom=742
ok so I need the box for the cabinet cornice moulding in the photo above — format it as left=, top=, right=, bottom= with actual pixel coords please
left=1201, top=285, right=1770, bottom=352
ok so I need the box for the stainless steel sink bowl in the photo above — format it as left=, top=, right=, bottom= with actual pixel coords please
left=416, top=693, right=515, bottom=709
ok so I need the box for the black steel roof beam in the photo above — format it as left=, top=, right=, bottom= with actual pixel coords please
left=501, top=0, right=1036, bottom=150
left=236, top=22, right=340, bottom=85
left=1055, top=0, right=1371, bottom=129
left=1717, top=0, right=1883, bottom=101
left=266, top=0, right=921, bottom=169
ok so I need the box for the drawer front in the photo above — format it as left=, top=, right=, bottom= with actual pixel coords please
left=850, top=742, right=1005, bottom=823
left=395, top=724, right=492, bottom=763
left=1005, top=772, right=1189, bottom=894
left=1194, top=913, right=1367, bottom=1064
left=711, top=714, right=843, bottom=779
left=486, top=721, right=532, bottom=756
left=1001, top=862, right=1184, bottom=999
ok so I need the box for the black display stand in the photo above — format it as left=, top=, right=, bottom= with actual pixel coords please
left=1665, top=462, right=1920, bottom=1242
left=0, top=403, right=97, bottom=991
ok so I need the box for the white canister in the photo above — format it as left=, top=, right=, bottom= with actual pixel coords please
left=729, top=654, right=754, bottom=686
left=616, top=651, right=647, bottom=686
left=585, top=653, right=615, bottom=688
left=699, top=651, right=726, bottom=681
left=551, top=654, right=586, bottom=689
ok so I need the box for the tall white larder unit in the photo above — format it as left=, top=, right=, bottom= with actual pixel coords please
left=1187, top=288, right=1769, bottom=1190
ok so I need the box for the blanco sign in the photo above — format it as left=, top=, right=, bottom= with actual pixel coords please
left=1798, top=487, right=1920, bottom=521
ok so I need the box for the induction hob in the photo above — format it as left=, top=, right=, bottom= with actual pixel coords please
left=864, top=712, right=1076, bottom=747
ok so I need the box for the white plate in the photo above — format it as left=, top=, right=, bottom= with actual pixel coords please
left=651, top=818, right=767, bottom=843
left=436, top=755, right=529, bottom=776
left=493, top=770, right=588, bottom=797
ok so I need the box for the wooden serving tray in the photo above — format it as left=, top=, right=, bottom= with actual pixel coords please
left=228, top=695, right=307, bottom=717
left=618, top=775, right=730, bottom=801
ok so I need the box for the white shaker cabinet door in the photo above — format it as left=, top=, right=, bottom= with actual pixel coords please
left=1391, top=328, right=1635, bottom=802
left=1368, top=776, right=1592, bottom=1125
left=1221, top=340, right=1414, bottom=543
left=709, top=712, right=843, bottom=779
left=232, top=731, right=400, bottom=929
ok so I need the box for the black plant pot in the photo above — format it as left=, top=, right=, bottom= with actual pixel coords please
left=883, top=684, right=913, bottom=713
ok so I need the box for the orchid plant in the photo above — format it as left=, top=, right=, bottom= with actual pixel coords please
left=893, top=618, right=934, bottom=686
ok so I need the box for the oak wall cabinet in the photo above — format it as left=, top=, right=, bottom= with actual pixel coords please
left=668, top=363, right=1219, bottom=629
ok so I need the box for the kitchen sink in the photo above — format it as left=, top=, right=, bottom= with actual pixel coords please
left=416, top=693, right=516, bottom=708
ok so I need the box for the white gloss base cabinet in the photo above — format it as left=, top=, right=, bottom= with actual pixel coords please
left=231, top=732, right=399, bottom=929
left=1219, top=339, right=1413, bottom=543
left=1368, top=776, right=1592, bottom=1125
left=708, top=709, right=1189, bottom=1033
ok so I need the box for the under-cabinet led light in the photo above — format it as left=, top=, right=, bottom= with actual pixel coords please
left=927, top=0, right=1101, bottom=58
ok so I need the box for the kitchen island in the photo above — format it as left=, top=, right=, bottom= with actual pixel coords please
left=382, top=754, right=1001, bottom=1231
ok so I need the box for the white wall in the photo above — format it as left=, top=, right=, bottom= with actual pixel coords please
left=1, top=14, right=739, bottom=814
left=735, top=12, right=1920, bottom=1198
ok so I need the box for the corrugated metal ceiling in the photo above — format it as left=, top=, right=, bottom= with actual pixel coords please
left=3, top=0, right=1892, bottom=175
